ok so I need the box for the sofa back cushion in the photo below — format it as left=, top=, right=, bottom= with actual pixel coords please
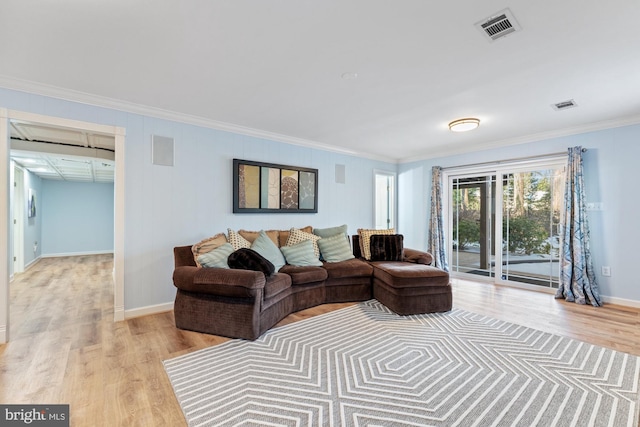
left=238, top=229, right=280, bottom=246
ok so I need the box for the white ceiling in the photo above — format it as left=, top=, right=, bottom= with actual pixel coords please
left=10, top=121, right=115, bottom=183
left=1, top=1, right=639, bottom=162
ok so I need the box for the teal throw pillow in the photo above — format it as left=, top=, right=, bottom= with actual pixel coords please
left=317, top=233, right=355, bottom=263
left=281, top=240, right=323, bottom=267
left=197, top=243, right=234, bottom=268
left=251, top=230, right=286, bottom=271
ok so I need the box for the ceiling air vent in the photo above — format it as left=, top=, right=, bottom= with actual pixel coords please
left=552, top=99, right=578, bottom=111
left=476, top=8, right=521, bottom=42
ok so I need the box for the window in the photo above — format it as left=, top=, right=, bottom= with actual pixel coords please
left=374, top=171, right=396, bottom=229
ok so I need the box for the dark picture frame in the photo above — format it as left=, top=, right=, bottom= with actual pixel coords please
left=233, top=159, right=318, bottom=213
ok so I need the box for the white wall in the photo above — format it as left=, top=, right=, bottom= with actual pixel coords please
left=1, top=87, right=394, bottom=312
left=398, top=123, right=640, bottom=305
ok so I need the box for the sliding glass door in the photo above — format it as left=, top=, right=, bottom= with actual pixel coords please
left=501, top=169, right=564, bottom=287
left=447, top=160, right=565, bottom=289
left=451, top=175, right=496, bottom=278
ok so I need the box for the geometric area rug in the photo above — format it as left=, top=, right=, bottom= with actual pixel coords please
left=163, top=300, right=640, bottom=427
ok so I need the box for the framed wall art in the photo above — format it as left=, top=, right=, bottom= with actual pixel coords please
left=233, top=159, right=318, bottom=213
left=28, top=188, right=37, bottom=218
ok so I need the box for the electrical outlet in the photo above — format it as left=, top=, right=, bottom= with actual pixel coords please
left=586, top=202, right=603, bottom=211
left=601, top=266, right=611, bottom=277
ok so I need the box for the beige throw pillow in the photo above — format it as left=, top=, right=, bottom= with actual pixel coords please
left=279, top=225, right=313, bottom=247
left=285, top=227, right=321, bottom=258
left=227, top=229, right=252, bottom=251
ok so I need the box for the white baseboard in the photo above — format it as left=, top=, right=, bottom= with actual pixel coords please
left=124, top=302, right=174, bottom=319
left=41, top=250, right=114, bottom=258
left=602, top=295, right=640, bottom=308
left=0, top=325, right=6, bottom=344
left=452, top=274, right=640, bottom=308
left=114, top=305, right=125, bottom=322
left=24, top=257, right=41, bottom=270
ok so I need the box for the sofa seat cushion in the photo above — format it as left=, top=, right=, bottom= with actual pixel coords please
left=371, top=261, right=449, bottom=288
left=322, top=258, right=373, bottom=280
left=279, top=265, right=328, bottom=286
left=264, top=273, right=292, bottom=299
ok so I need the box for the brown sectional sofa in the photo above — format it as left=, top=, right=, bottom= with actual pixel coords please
left=172, top=234, right=451, bottom=340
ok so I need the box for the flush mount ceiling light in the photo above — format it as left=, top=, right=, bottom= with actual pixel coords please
left=448, top=118, right=480, bottom=132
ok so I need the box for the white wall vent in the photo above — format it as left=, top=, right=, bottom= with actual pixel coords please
left=476, top=9, right=521, bottom=42
left=552, top=99, right=578, bottom=111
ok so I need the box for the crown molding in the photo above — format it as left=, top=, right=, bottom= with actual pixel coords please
left=0, top=75, right=394, bottom=163
left=399, top=114, right=640, bottom=164
left=6, top=75, right=637, bottom=167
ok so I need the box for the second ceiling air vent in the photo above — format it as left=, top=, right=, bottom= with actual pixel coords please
left=476, top=8, right=521, bottom=42
left=552, top=99, right=578, bottom=111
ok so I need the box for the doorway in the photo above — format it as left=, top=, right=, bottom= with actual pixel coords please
left=12, top=166, right=25, bottom=276
left=0, top=109, right=126, bottom=343
left=374, top=170, right=396, bottom=229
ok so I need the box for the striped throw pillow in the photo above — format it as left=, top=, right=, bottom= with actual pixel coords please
left=197, top=243, right=234, bottom=268
left=317, top=233, right=354, bottom=263
left=280, top=240, right=323, bottom=267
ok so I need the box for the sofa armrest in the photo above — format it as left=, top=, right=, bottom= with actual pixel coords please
left=173, top=266, right=266, bottom=298
left=403, top=248, right=433, bottom=265
left=174, top=245, right=197, bottom=267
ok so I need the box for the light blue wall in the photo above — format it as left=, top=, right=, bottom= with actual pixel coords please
left=398, top=124, right=640, bottom=304
left=1, top=87, right=394, bottom=311
left=41, top=181, right=114, bottom=256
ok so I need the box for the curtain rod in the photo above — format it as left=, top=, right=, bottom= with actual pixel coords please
left=441, top=148, right=587, bottom=171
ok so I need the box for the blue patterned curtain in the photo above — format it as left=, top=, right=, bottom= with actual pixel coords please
left=428, top=166, right=448, bottom=271
left=555, top=147, right=602, bottom=306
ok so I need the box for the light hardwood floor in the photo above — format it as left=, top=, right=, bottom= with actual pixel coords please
left=1, top=255, right=639, bottom=426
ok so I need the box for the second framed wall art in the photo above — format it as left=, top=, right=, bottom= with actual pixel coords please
left=233, top=159, right=318, bottom=213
